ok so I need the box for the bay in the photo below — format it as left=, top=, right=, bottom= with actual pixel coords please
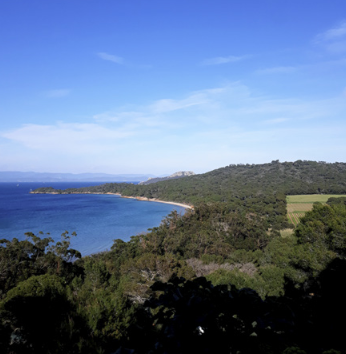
left=0, top=182, right=186, bottom=256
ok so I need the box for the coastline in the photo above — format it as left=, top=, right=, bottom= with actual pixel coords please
left=31, top=190, right=193, bottom=210
left=120, top=195, right=193, bottom=209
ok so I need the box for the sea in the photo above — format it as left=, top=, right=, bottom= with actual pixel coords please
left=0, top=182, right=186, bottom=256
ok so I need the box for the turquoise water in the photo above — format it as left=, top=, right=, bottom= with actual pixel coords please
left=0, top=182, right=186, bottom=256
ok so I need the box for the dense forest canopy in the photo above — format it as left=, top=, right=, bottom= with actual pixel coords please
left=2, top=160, right=346, bottom=353
left=33, top=160, right=346, bottom=199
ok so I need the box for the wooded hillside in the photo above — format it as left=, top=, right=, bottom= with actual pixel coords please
left=33, top=160, right=346, bottom=229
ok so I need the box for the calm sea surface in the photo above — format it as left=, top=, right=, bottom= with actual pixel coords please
left=0, top=182, right=186, bottom=256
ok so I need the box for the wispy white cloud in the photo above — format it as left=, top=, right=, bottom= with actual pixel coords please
left=314, top=21, right=346, bottom=53
left=149, top=94, right=209, bottom=113
left=256, top=66, right=296, bottom=75
left=97, top=52, right=124, bottom=64
left=92, top=87, right=230, bottom=126
left=89, top=83, right=346, bottom=131
left=200, top=55, right=247, bottom=66
left=315, top=21, right=346, bottom=42
left=2, top=122, right=135, bottom=155
left=2, top=83, right=346, bottom=173
left=45, top=89, right=70, bottom=98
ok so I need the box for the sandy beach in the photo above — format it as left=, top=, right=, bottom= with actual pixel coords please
left=116, top=194, right=193, bottom=209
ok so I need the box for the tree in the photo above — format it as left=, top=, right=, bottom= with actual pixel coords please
left=0, top=275, right=88, bottom=354
left=295, top=203, right=346, bottom=257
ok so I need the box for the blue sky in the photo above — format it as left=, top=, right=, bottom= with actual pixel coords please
left=1, top=0, right=346, bottom=175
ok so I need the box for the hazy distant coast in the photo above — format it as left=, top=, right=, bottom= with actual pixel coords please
left=0, top=171, right=155, bottom=183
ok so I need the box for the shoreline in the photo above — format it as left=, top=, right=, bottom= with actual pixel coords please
left=120, top=195, right=193, bottom=209
left=31, top=190, right=193, bottom=210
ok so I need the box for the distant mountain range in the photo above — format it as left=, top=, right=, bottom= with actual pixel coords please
left=0, top=171, right=156, bottom=183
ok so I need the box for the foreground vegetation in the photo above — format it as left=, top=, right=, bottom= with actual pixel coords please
left=2, top=161, right=346, bottom=353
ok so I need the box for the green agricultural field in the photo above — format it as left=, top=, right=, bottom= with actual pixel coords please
left=287, top=194, right=346, bottom=227
left=287, top=194, right=346, bottom=203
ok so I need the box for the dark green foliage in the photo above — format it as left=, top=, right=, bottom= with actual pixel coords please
left=0, top=233, right=138, bottom=353
left=277, top=203, right=346, bottom=292
left=306, top=258, right=346, bottom=352
left=295, top=203, right=346, bottom=257
left=128, top=277, right=281, bottom=354
left=206, top=265, right=285, bottom=298
left=68, top=261, right=136, bottom=346
left=206, top=268, right=253, bottom=289
left=0, top=231, right=82, bottom=298
left=119, top=256, right=346, bottom=353
left=142, top=204, right=272, bottom=259
left=0, top=275, right=88, bottom=354
left=109, top=236, right=142, bottom=273
left=327, top=196, right=346, bottom=206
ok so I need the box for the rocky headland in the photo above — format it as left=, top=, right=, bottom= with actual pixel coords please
left=139, top=171, right=195, bottom=185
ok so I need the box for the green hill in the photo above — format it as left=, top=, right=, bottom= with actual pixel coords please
left=33, top=160, right=346, bottom=229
